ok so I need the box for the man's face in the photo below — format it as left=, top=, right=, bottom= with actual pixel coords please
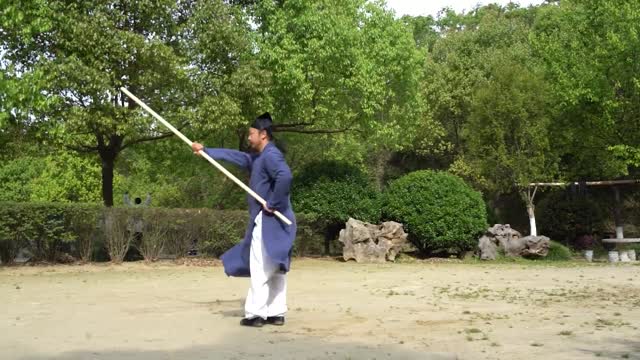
left=247, top=127, right=267, bottom=151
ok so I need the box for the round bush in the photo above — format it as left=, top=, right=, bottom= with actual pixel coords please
left=293, top=179, right=381, bottom=225
left=293, top=160, right=381, bottom=255
left=382, top=170, right=487, bottom=254
left=293, top=160, right=380, bottom=225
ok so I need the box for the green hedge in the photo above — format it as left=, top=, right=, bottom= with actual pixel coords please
left=0, top=203, right=76, bottom=263
left=0, top=202, right=325, bottom=264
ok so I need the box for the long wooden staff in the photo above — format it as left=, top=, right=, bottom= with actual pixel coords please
left=120, top=87, right=292, bottom=226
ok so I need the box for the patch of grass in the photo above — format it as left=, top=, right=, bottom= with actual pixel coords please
left=594, top=318, right=632, bottom=330
left=558, top=330, right=573, bottom=336
left=461, top=255, right=591, bottom=267
left=543, top=241, right=573, bottom=261
left=531, top=342, right=544, bottom=347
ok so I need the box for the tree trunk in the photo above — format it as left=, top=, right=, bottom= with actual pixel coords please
left=527, top=204, right=537, bottom=237
left=97, top=133, right=123, bottom=207
left=101, top=155, right=115, bottom=207
left=523, top=186, right=538, bottom=236
left=373, top=150, right=391, bottom=191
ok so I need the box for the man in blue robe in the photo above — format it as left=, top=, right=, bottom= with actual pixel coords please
left=191, top=112, right=296, bottom=327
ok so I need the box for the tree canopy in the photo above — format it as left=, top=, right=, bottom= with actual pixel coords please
left=1, top=0, right=638, bottom=214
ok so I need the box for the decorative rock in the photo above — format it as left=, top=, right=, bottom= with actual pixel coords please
left=520, top=235, right=551, bottom=257
left=477, top=224, right=550, bottom=260
left=339, top=218, right=408, bottom=263
left=477, top=224, right=520, bottom=260
left=628, top=249, right=637, bottom=261
left=478, top=235, right=498, bottom=260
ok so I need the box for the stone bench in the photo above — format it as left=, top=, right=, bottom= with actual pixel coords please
left=602, top=238, right=640, bottom=262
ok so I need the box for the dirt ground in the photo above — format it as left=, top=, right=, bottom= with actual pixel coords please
left=1, top=258, right=639, bottom=360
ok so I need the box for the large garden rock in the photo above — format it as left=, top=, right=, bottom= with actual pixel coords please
left=520, top=235, right=551, bottom=257
left=478, top=235, right=498, bottom=260
left=339, top=218, right=408, bottom=263
left=478, top=224, right=550, bottom=259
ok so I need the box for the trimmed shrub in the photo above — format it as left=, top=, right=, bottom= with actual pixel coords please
left=103, top=207, right=136, bottom=263
left=164, top=209, right=201, bottom=259
left=65, top=204, right=102, bottom=262
left=197, top=210, right=247, bottom=257
left=293, top=160, right=381, bottom=254
left=0, top=203, right=75, bottom=262
left=292, top=213, right=326, bottom=256
left=293, top=180, right=381, bottom=225
left=139, top=208, right=170, bottom=261
left=382, top=170, right=487, bottom=255
left=0, top=204, right=26, bottom=264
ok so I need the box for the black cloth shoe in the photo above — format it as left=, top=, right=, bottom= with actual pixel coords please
left=266, top=316, right=285, bottom=326
left=240, top=317, right=265, bottom=327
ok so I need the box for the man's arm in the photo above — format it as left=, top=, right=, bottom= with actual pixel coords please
left=192, top=142, right=253, bottom=172
left=124, top=192, right=131, bottom=206
left=263, top=149, right=293, bottom=212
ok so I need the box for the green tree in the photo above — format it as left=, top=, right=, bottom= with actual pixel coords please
left=29, top=152, right=103, bottom=203
left=254, top=1, right=433, bottom=148
left=424, top=4, right=538, bottom=158
left=463, top=55, right=557, bottom=235
left=1, top=0, right=250, bottom=206
left=0, top=156, right=44, bottom=202
left=250, top=0, right=437, bottom=186
left=186, top=0, right=270, bottom=151
left=531, top=0, right=640, bottom=179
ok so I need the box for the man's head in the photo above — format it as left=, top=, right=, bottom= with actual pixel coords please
left=248, top=112, right=273, bottom=152
left=134, top=197, right=142, bottom=205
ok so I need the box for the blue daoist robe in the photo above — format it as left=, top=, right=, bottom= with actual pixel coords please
left=204, top=142, right=296, bottom=277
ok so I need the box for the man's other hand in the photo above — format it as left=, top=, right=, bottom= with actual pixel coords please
left=262, top=203, right=274, bottom=214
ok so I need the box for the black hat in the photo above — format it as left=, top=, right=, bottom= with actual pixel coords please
left=251, top=112, right=273, bottom=138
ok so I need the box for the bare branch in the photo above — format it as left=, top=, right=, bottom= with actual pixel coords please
left=275, top=122, right=314, bottom=128
left=273, top=127, right=355, bottom=134
left=120, top=131, right=175, bottom=150
left=65, top=144, right=99, bottom=153
left=527, top=180, right=640, bottom=187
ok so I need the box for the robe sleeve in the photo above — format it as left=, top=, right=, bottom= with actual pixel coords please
left=263, top=149, right=293, bottom=211
left=203, top=148, right=253, bottom=172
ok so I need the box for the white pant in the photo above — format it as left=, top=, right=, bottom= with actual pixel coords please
left=244, top=212, right=287, bottom=319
